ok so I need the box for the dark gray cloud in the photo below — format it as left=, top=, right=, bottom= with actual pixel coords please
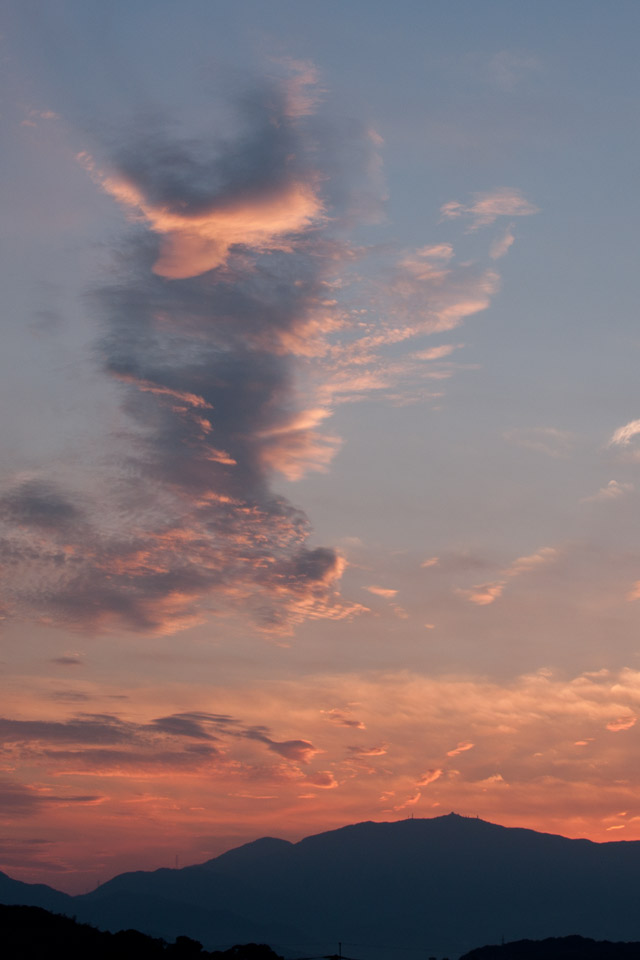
left=0, top=74, right=372, bottom=637
left=0, top=480, right=83, bottom=532
left=0, top=776, right=103, bottom=816
left=0, top=708, right=319, bottom=771
left=41, top=745, right=219, bottom=771
left=0, top=715, right=134, bottom=745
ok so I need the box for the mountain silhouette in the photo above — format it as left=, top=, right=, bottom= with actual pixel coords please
left=5, top=814, right=640, bottom=958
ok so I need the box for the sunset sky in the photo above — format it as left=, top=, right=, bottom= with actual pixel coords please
left=3, top=0, right=640, bottom=894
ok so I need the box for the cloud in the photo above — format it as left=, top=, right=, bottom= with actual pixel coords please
left=347, top=744, right=387, bottom=758
left=389, top=789, right=422, bottom=812
left=446, top=740, right=475, bottom=757
left=417, top=768, right=443, bottom=786
left=305, top=770, right=338, bottom=789
left=0, top=480, right=84, bottom=532
left=504, top=426, right=575, bottom=458
left=0, top=67, right=535, bottom=642
left=488, top=51, right=541, bottom=91
left=459, top=581, right=505, bottom=606
left=458, top=547, right=557, bottom=607
left=610, top=420, right=640, bottom=453
left=421, top=557, right=440, bottom=568
left=364, top=585, right=398, bottom=599
left=0, top=715, right=135, bottom=745
left=322, top=709, right=366, bottom=730
left=0, top=777, right=103, bottom=816
left=606, top=716, right=636, bottom=732
left=78, top=75, right=325, bottom=280
left=581, top=480, right=633, bottom=503
left=505, top=547, right=557, bottom=578
left=490, top=226, right=515, bottom=260
left=0, top=73, right=364, bottom=637
left=440, top=188, right=538, bottom=231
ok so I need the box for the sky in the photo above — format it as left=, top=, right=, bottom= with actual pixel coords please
left=2, top=0, right=640, bottom=894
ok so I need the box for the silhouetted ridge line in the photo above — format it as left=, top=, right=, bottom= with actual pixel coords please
left=0, top=903, right=284, bottom=959
left=460, top=935, right=640, bottom=960
left=5, top=816, right=640, bottom=960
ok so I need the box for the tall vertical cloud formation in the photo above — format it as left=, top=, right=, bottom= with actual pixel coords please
left=0, top=67, right=532, bottom=636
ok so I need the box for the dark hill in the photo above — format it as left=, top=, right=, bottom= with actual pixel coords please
left=0, top=903, right=283, bottom=960
left=460, top=935, right=640, bottom=960
left=5, top=815, right=640, bottom=959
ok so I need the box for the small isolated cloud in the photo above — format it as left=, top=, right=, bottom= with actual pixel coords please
left=420, top=557, right=439, bottom=568
left=21, top=108, right=60, bottom=127
left=413, top=345, right=461, bottom=361
left=390, top=790, right=421, bottom=812
left=581, top=480, right=633, bottom=503
left=305, top=770, right=338, bottom=789
left=504, top=426, right=575, bottom=458
left=606, top=716, right=636, bottom=732
left=488, top=51, right=541, bottom=91
left=322, top=709, right=366, bottom=730
left=348, top=744, right=387, bottom=758
left=627, top=582, right=640, bottom=602
left=505, top=547, right=557, bottom=578
left=490, top=226, right=515, bottom=260
left=440, top=188, right=538, bottom=232
left=49, top=656, right=84, bottom=667
left=459, top=581, right=505, bottom=606
left=446, top=740, right=475, bottom=757
left=364, top=585, right=398, bottom=599
left=459, top=547, right=556, bottom=607
left=478, top=773, right=506, bottom=787
left=417, top=768, right=442, bottom=787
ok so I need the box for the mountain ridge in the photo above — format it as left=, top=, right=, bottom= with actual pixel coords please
left=4, top=814, right=640, bottom=959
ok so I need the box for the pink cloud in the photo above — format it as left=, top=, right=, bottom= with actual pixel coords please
left=446, top=741, right=475, bottom=757
left=605, top=716, right=636, bottom=732
left=440, top=188, right=538, bottom=231
left=417, top=768, right=443, bottom=787
left=364, top=585, right=398, bottom=599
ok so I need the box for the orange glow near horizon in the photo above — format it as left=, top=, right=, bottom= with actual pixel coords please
left=4, top=664, right=640, bottom=892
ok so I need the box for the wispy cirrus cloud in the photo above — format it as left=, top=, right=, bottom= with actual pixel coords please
left=490, top=225, right=515, bottom=259
left=459, top=547, right=557, bottom=606
left=581, top=479, right=633, bottom=503
left=504, top=426, right=575, bottom=458
left=440, top=187, right=538, bottom=231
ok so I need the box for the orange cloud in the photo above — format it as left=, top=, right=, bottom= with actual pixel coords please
left=447, top=741, right=475, bottom=757
left=460, top=582, right=505, bottom=606
left=364, top=585, right=398, bottom=599
left=257, top=408, right=341, bottom=481
left=606, top=716, right=636, bottom=732
left=80, top=153, right=324, bottom=280
left=417, top=769, right=443, bottom=786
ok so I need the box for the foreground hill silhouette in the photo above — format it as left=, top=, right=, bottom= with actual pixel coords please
left=5, top=815, right=640, bottom=958
left=460, top=936, right=640, bottom=960
left=0, top=903, right=283, bottom=960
